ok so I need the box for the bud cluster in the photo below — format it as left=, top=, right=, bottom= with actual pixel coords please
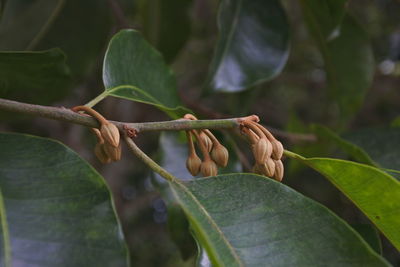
left=184, top=114, right=229, bottom=177
left=72, top=106, right=121, bottom=164
left=241, top=120, right=284, bottom=182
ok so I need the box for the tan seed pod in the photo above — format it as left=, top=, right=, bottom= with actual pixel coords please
left=186, top=152, right=202, bottom=176
left=258, top=158, right=275, bottom=177
left=200, top=159, right=218, bottom=177
left=94, top=143, right=112, bottom=164
left=199, top=131, right=213, bottom=152
left=271, top=140, right=284, bottom=160
left=103, top=142, right=122, bottom=161
left=100, top=122, right=120, bottom=148
left=273, top=160, right=284, bottom=182
left=211, top=143, right=229, bottom=167
left=252, top=138, right=272, bottom=165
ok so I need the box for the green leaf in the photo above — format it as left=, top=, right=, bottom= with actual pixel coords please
left=301, top=7, right=374, bottom=120
left=288, top=151, right=400, bottom=252
left=342, top=128, right=400, bottom=172
left=102, top=29, right=190, bottom=118
left=0, top=133, right=128, bottom=266
left=313, top=125, right=375, bottom=166
left=169, top=174, right=388, bottom=266
left=206, top=0, right=289, bottom=92
left=300, top=0, right=347, bottom=40
left=352, top=224, right=382, bottom=255
left=0, top=49, right=71, bottom=104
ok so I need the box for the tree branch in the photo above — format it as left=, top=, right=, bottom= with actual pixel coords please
left=0, top=98, right=316, bottom=143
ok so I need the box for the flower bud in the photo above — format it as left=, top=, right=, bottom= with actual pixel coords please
left=103, top=142, right=122, bottom=161
left=252, top=164, right=262, bottom=175
left=252, top=138, right=272, bottom=165
left=186, top=152, right=202, bottom=176
left=200, top=159, right=218, bottom=177
left=273, top=160, right=284, bottom=182
left=271, top=140, right=284, bottom=160
left=211, top=143, right=229, bottom=167
left=94, top=143, right=111, bottom=164
left=199, top=131, right=213, bottom=152
left=258, top=158, right=275, bottom=177
left=100, top=122, right=120, bottom=148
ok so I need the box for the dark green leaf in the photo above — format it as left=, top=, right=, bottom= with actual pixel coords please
left=206, top=0, right=289, bottom=92
left=288, top=152, right=400, bottom=252
left=103, top=29, right=190, bottom=118
left=0, top=0, right=62, bottom=50
left=302, top=8, right=374, bottom=120
left=0, top=49, right=71, bottom=104
left=170, top=174, right=388, bottom=266
left=0, top=133, right=128, bottom=266
left=352, top=224, right=382, bottom=255
left=313, top=124, right=375, bottom=166
left=343, top=128, right=400, bottom=171
left=300, top=0, right=347, bottom=40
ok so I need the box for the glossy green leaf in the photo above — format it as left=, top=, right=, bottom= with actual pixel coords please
left=169, top=174, right=388, bottom=266
left=102, top=29, right=190, bottom=118
left=206, top=0, right=290, bottom=92
left=0, top=0, right=62, bottom=50
left=288, top=152, right=400, bottom=251
left=0, top=133, right=128, bottom=266
left=301, top=8, right=374, bottom=120
left=300, top=0, right=347, bottom=40
left=0, top=49, right=71, bottom=104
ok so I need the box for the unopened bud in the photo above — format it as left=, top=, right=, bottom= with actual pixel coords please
left=103, top=142, right=122, bottom=161
left=200, top=159, right=218, bottom=177
left=258, top=158, right=275, bottom=177
left=100, top=122, right=120, bottom=148
left=186, top=152, right=202, bottom=176
left=199, top=131, right=213, bottom=152
left=252, top=164, right=262, bottom=175
left=273, top=160, right=284, bottom=182
left=271, top=140, right=284, bottom=160
left=211, top=143, right=229, bottom=167
left=94, top=143, right=111, bottom=164
left=252, top=138, right=272, bottom=165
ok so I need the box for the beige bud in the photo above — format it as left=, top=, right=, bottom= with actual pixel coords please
left=252, top=164, right=263, bottom=175
left=252, top=138, right=272, bottom=165
left=199, top=131, right=213, bottom=152
left=103, top=142, right=122, bottom=161
left=211, top=143, right=229, bottom=167
left=271, top=140, right=284, bottom=160
left=273, top=160, right=284, bottom=182
left=94, top=143, right=111, bottom=164
left=186, top=152, right=202, bottom=176
left=258, top=158, right=275, bottom=177
left=100, top=122, right=120, bottom=148
left=200, top=159, right=218, bottom=177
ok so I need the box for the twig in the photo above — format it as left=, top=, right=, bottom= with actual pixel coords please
left=0, top=97, right=316, bottom=142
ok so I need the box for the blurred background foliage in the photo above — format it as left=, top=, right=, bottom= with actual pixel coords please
left=0, top=0, right=400, bottom=266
